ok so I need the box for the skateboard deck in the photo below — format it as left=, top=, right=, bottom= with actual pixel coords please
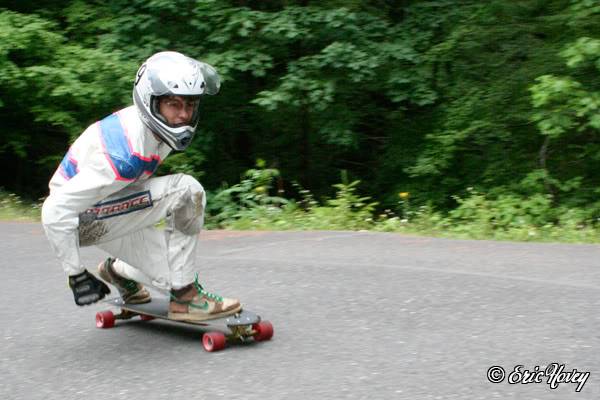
left=96, top=296, right=274, bottom=352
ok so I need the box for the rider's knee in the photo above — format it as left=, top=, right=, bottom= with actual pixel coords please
left=171, top=174, right=206, bottom=235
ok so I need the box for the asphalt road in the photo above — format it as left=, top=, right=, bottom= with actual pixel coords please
left=1, top=222, right=599, bottom=400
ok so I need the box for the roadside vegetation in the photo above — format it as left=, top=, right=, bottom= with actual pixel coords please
left=0, top=191, right=42, bottom=222
left=4, top=162, right=598, bottom=243
left=204, top=163, right=600, bottom=243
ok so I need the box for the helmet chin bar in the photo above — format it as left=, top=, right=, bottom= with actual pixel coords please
left=153, top=125, right=196, bottom=151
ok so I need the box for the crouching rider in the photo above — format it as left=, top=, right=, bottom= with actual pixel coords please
left=42, top=51, right=241, bottom=321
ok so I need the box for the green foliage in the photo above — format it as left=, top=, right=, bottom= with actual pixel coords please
left=528, top=32, right=600, bottom=204
left=210, top=167, right=378, bottom=230
left=316, top=178, right=379, bottom=229
left=208, top=167, right=600, bottom=243
left=251, top=6, right=435, bottom=151
left=287, top=177, right=379, bottom=231
left=0, top=10, right=134, bottom=134
left=0, top=9, right=135, bottom=194
left=530, top=75, right=584, bottom=137
left=533, top=37, right=600, bottom=126
left=3, top=1, right=600, bottom=244
left=156, top=150, right=206, bottom=181
left=0, top=191, right=41, bottom=221
left=435, top=189, right=598, bottom=242
left=206, top=160, right=288, bottom=228
left=447, top=189, right=553, bottom=233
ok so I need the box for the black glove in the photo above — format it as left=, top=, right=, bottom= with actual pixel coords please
left=68, top=270, right=111, bottom=306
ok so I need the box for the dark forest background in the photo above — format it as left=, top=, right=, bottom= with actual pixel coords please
left=2, top=1, right=600, bottom=233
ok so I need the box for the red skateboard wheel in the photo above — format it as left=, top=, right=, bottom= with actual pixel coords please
left=202, top=332, right=226, bottom=352
left=140, top=314, right=155, bottom=321
left=96, top=310, right=115, bottom=329
left=253, top=321, right=274, bottom=341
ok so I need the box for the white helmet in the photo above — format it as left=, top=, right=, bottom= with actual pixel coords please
left=133, top=51, right=220, bottom=150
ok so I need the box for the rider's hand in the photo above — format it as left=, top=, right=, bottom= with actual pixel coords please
left=68, top=270, right=110, bottom=306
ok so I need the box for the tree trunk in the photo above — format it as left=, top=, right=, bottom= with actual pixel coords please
left=299, top=102, right=311, bottom=189
left=538, top=136, right=554, bottom=196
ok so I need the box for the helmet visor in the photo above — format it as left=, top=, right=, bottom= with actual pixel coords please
left=199, top=62, right=220, bottom=95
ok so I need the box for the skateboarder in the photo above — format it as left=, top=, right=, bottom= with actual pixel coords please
left=41, top=51, right=241, bottom=321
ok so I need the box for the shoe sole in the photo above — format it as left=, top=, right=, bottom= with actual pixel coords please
left=123, top=291, right=152, bottom=304
left=167, top=304, right=243, bottom=322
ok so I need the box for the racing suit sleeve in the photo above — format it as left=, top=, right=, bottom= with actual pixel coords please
left=41, top=155, right=131, bottom=276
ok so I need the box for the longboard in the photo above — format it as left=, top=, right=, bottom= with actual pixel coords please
left=96, top=296, right=273, bottom=352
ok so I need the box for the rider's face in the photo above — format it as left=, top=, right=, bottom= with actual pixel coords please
left=158, top=95, right=198, bottom=126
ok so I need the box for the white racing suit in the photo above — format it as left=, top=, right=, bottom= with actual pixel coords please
left=41, top=105, right=206, bottom=290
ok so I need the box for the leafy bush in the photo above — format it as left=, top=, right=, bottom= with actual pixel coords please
left=208, top=166, right=379, bottom=231
left=206, top=160, right=288, bottom=228
left=208, top=166, right=600, bottom=243
left=435, top=189, right=597, bottom=242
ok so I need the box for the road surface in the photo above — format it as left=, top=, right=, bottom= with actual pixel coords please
left=1, top=222, right=598, bottom=399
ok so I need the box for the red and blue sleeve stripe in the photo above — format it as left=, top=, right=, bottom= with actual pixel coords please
left=98, top=113, right=161, bottom=181
left=59, top=152, right=79, bottom=180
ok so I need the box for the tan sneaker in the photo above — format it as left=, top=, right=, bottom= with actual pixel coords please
left=97, top=258, right=151, bottom=304
left=168, top=274, right=242, bottom=322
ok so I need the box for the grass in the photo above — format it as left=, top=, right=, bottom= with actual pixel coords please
left=0, top=192, right=42, bottom=222
left=212, top=206, right=600, bottom=244
left=3, top=190, right=599, bottom=244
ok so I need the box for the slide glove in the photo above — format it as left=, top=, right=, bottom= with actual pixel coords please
left=68, top=270, right=110, bottom=306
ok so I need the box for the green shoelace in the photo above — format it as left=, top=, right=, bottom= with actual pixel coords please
left=170, top=273, right=223, bottom=305
left=122, top=280, right=138, bottom=293
left=193, top=273, right=224, bottom=303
